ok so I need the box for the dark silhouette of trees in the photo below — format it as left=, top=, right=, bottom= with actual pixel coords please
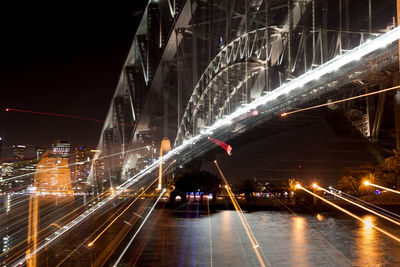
left=337, top=175, right=358, bottom=194
left=232, top=179, right=257, bottom=201
left=337, top=152, right=400, bottom=195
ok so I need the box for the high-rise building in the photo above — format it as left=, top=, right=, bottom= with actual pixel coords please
left=51, top=140, right=70, bottom=159
left=34, top=154, right=73, bottom=194
left=12, top=145, right=26, bottom=160
left=74, top=146, right=97, bottom=184
left=35, top=146, right=47, bottom=160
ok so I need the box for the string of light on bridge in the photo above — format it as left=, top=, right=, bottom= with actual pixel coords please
left=176, top=26, right=400, bottom=149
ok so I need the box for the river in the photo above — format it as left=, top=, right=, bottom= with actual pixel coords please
left=112, top=199, right=400, bottom=266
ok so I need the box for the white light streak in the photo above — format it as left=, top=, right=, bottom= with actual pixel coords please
left=113, top=189, right=166, bottom=267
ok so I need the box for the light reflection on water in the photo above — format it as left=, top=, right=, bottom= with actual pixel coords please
left=355, top=215, right=380, bottom=266
left=290, top=216, right=308, bottom=266
left=2, top=195, right=400, bottom=266
left=133, top=209, right=400, bottom=266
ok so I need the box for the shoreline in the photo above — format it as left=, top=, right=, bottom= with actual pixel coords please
left=159, top=197, right=400, bottom=215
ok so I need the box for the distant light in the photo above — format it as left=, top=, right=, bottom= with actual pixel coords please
left=281, top=112, right=288, bottom=117
left=312, top=183, right=318, bottom=188
left=252, top=110, right=259, bottom=116
left=5, top=108, right=9, bottom=112
left=295, top=184, right=301, bottom=189
left=364, top=181, right=370, bottom=186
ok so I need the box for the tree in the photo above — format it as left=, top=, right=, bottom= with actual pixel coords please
left=282, top=178, right=297, bottom=202
left=234, top=179, right=257, bottom=201
left=337, top=175, right=358, bottom=194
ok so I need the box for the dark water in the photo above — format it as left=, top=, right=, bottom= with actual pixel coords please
left=119, top=200, right=400, bottom=267
left=2, top=195, right=400, bottom=266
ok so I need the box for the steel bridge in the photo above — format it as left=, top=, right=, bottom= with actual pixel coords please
left=90, top=0, right=400, bottom=187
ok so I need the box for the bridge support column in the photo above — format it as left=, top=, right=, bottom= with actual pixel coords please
left=158, top=138, right=171, bottom=190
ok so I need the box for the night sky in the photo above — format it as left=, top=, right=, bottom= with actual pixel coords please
left=0, top=2, right=147, bottom=157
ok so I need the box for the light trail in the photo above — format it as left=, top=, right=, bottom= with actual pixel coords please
left=3, top=146, right=149, bottom=183
left=364, top=181, right=400, bottom=195
left=87, top=178, right=157, bottom=247
left=88, top=160, right=175, bottom=247
left=280, top=85, right=400, bottom=117
left=316, top=185, right=400, bottom=227
left=208, top=137, right=232, bottom=155
left=5, top=108, right=104, bottom=123
left=214, top=161, right=269, bottom=267
left=12, top=158, right=173, bottom=265
left=121, top=27, right=400, bottom=191
left=113, top=188, right=166, bottom=267
left=14, top=195, right=118, bottom=267
left=296, top=184, right=400, bottom=243
left=330, top=187, right=400, bottom=220
left=56, top=192, right=152, bottom=267
left=1, top=189, right=113, bottom=262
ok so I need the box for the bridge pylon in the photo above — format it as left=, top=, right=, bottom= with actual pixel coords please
left=158, top=138, right=171, bottom=190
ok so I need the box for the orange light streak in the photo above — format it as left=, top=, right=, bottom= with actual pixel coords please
left=280, top=85, right=400, bottom=117
left=87, top=178, right=157, bottom=247
left=88, top=160, right=175, bottom=247
left=0, top=188, right=112, bottom=261
left=364, top=181, right=400, bottom=195
left=317, top=186, right=400, bottom=227
left=297, top=185, right=400, bottom=243
left=214, top=161, right=268, bottom=267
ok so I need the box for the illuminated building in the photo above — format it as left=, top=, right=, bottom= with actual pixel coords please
left=34, top=151, right=73, bottom=194
left=12, top=144, right=26, bottom=160
left=74, top=146, right=97, bottom=184
left=35, top=146, right=46, bottom=160
left=0, top=162, right=14, bottom=178
left=51, top=140, right=70, bottom=159
left=0, top=159, right=36, bottom=191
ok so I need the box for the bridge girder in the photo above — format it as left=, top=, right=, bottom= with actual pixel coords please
left=91, top=0, right=397, bottom=185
